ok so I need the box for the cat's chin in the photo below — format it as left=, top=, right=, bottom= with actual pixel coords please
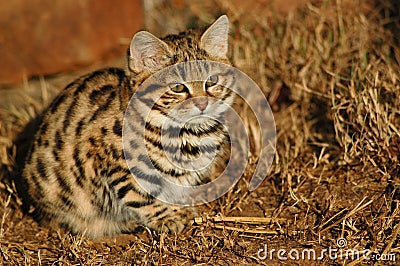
left=185, top=116, right=213, bottom=125
left=164, top=115, right=216, bottom=129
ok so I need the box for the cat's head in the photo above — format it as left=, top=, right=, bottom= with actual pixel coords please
left=129, top=15, right=235, bottom=127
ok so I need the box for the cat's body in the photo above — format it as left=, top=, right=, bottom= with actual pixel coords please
left=22, top=15, right=234, bottom=238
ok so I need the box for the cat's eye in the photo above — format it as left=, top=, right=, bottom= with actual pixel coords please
left=171, top=83, right=188, bottom=93
left=205, top=75, right=218, bottom=88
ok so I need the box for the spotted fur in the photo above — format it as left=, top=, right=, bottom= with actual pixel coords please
left=22, top=15, right=233, bottom=238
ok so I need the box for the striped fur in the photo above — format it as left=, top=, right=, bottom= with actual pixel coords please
left=22, top=15, right=233, bottom=238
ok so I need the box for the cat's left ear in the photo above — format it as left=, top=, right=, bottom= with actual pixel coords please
left=129, top=31, right=172, bottom=74
left=200, top=15, right=229, bottom=58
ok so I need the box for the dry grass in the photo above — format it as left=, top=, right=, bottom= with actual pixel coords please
left=0, top=0, right=399, bottom=265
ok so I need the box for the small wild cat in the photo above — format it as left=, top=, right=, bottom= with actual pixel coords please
left=22, top=15, right=234, bottom=238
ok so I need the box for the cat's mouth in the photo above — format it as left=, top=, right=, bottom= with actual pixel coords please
left=169, top=108, right=221, bottom=126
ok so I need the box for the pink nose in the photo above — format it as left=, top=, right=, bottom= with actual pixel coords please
left=194, top=98, right=208, bottom=111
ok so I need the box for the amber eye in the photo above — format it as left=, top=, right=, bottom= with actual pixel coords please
left=171, top=83, right=188, bottom=93
left=205, top=75, right=218, bottom=88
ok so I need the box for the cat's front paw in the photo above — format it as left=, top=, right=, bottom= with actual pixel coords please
left=147, top=207, right=195, bottom=233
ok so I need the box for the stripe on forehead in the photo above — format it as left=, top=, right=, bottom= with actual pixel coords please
left=164, top=62, right=212, bottom=84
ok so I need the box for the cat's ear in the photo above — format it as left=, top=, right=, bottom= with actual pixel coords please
left=200, top=15, right=229, bottom=58
left=129, top=31, right=171, bottom=73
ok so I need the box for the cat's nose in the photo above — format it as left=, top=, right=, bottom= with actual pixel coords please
left=193, top=98, right=208, bottom=111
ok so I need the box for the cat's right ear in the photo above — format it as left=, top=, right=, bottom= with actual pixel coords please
left=129, top=31, right=171, bottom=74
left=200, top=15, right=229, bottom=58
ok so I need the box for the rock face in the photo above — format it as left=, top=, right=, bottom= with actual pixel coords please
left=0, top=0, right=143, bottom=85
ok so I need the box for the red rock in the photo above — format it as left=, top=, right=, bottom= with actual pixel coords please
left=0, top=0, right=143, bottom=85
